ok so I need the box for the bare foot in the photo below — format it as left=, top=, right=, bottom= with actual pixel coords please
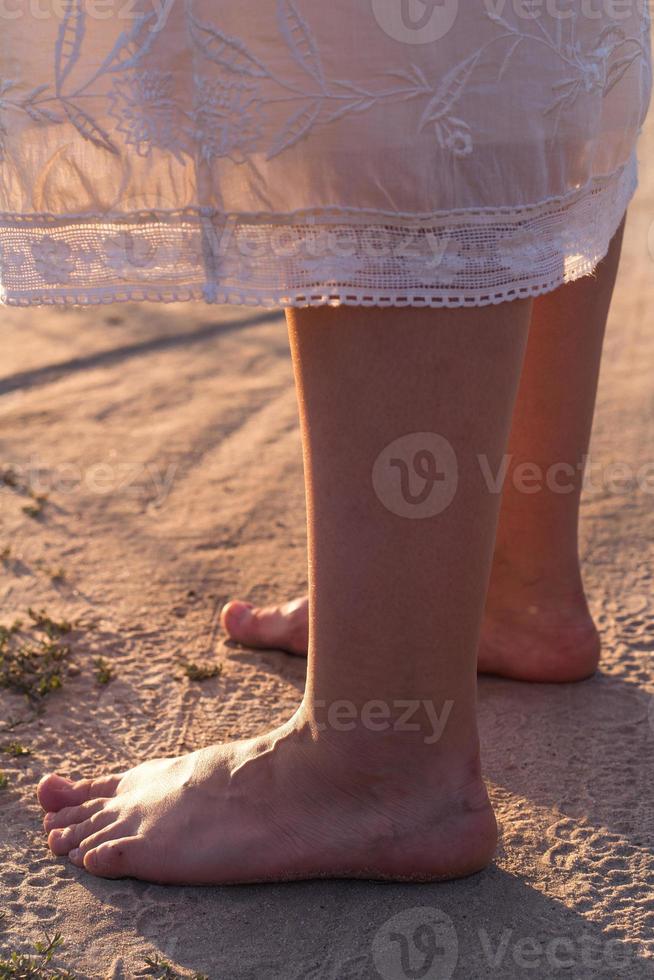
left=478, top=601, right=600, bottom=683
left=221, top=597, right=309, bottom=657
left=221, top=594, right=599, bottom=683
left=38, top=714, right=497, bottom=884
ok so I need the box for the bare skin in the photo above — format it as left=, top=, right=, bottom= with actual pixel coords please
left=39, top=715, right=495, bottom=884
left=38, top=290, right=535, bottom=883
left=222, top=221, right=625, bottom=683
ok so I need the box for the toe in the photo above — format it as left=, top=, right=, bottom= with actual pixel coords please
left=43, top=797, right=107, bottom=832
left=37, top=774, right=74, bottom=812
left=37, top=772, right=123, bottom=812
left=67, top=820, right=127, bottom=867
left=221, top=600, right=256, bottom=643
left=48, top=808, right=115, bottom=856
left=80, top=837, right=141, bottom=879
left=221, top=598, right=308, bottom=654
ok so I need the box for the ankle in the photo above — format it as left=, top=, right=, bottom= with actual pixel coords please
left=484, top=589, right=595, bottom=629
left=294, top=698, right=485, bottom=799
left=486, top=556, right=592, bottom=617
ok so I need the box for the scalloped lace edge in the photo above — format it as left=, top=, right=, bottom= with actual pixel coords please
left=0, top=260, right=625, bottom=310
left=0, top=156, right=638, bottom=310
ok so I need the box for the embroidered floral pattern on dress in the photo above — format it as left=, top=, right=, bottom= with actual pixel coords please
left=191, top=76, right=264, bottom=163
left=108, top=70, right=183, bottom=162
left=0, top=0, right=651, bottom=306
left=486, top=9, right=650, bottom=120
left=0, top=0, right=649, bottom=161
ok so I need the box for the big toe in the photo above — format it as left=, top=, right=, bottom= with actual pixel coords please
left=221, top=600, right=256, bottom=643
left=221, top=598, right=308, bottom=655
left=38, top=774, right=78, bottom=812
left=38, top=773, right=122, bottom=812
left=222, top=600, right=287, bottom=649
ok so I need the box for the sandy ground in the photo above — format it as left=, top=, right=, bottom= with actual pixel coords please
left=1, top=132, right=653, bottom=980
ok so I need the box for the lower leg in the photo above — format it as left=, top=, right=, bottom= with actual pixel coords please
left=478, top=218, right=626, bottom=681
left=224, top=221, right=625, bottom=682
left=278, top=299, right=532, bottom=877
left=37, top=298, right=531, bottom=883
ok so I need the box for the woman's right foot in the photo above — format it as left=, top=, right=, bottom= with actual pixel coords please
left=38, top=711, right=497, bottom=884
left=221, top=593, right=600, bottom=683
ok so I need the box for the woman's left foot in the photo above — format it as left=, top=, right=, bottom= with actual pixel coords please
left=38, top=714, right=497, bottom=884
left=221, top=597, right=309, bottom=656
left=221, top=593, right=600, bottom=683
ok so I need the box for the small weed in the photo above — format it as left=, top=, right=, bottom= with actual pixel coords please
left=0, top=611, right=72, bottom=703
left=0, top=469, right=19, bottom=489
left=0, top=931, right=77, bottom=979
left=0, top=742, right=30, bottom=757
left=0, top=471, right=49, bottom=519
left=179, top=660, right=222, bottom=682
left=34, top=561, right=67, bottom=584
left=143, top=954, right=208, bottom=980
left=0, top=623, right=21, bottom=642
left=0, top=716, right=27, bottom=735
left=22, top=493, right=48, bottom=520
left=0, top=547, right=10, bottom=563
left=0, top=773, right=8, bottom=790
left=27, top=609, right=72, bottom=639
left=93, top=657, right=113, bottom=685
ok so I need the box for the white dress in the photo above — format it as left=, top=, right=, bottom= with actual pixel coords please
left=0, top=0, right=651, bottom=308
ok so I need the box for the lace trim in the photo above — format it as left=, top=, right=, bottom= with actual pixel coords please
left=0, top=155, right=638, bottom=309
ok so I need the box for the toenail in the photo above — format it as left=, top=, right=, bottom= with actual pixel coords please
left=43, top=773, right=69, bottom=786
left=229, top=603, right=251, bottom=626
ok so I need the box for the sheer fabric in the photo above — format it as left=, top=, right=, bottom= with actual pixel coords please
left=0, top=0, right=651, bottom=307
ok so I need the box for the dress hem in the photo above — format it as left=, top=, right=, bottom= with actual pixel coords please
left=0, top=155, right=638, bottom=310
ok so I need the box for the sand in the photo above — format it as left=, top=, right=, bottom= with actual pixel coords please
left=1, top=132, right=653, bottom=980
